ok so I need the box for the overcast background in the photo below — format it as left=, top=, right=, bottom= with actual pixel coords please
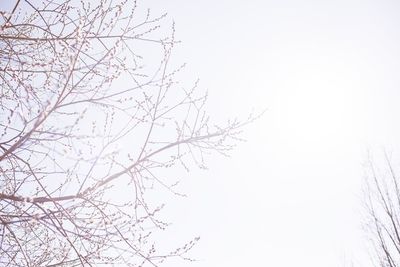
left=3, top=0, right=400, bottom=266
left=143, top=1, right=400, bottom=267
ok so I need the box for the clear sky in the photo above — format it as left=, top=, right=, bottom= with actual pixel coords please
left=143, top=1, right=400, bottom=267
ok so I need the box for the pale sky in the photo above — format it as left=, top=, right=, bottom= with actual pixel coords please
left=3, top=0, right=400, bottom=266
left=143, top=1, right=400, bottom=267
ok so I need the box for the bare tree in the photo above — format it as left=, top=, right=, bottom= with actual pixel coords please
left=363, top=151, right=400, bottom=267
left=0, top=1, right=254, bottom=266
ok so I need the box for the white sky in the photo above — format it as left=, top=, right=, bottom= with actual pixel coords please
left=144, top=1, right=400, bottom=267
left=3, top=0, right=400, bottom=266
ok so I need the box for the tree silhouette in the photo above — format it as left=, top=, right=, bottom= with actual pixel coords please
left=0, top=1, right=253, bottom=266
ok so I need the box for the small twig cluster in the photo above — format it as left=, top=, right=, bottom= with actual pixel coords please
left=364, top=151, right=400, bottom=267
